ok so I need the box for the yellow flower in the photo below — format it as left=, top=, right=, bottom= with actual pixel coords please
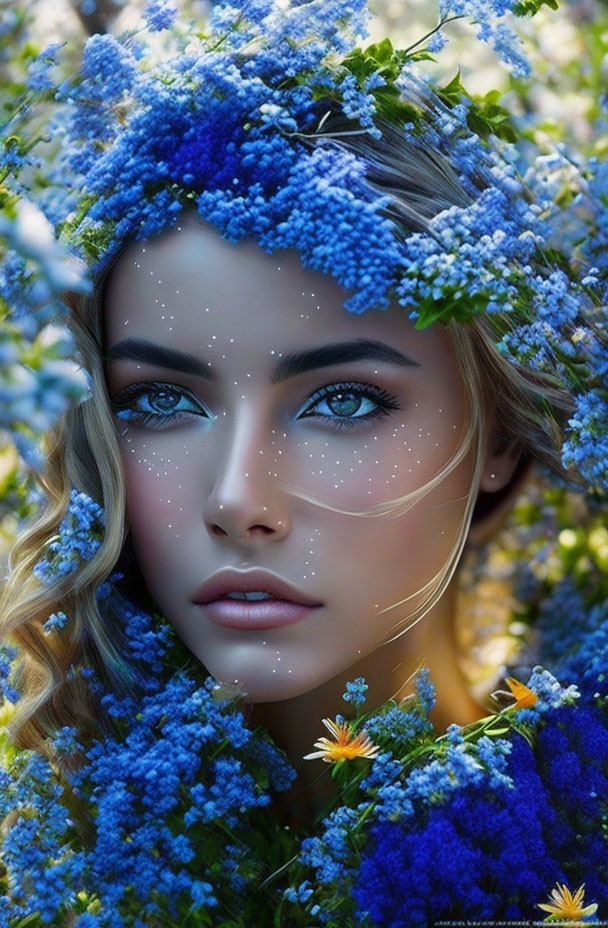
left=505, top=676, right=538, bottom=710
left=538, top=882, right=599, bottom=921
left=303, top=718, right=380, bottom=763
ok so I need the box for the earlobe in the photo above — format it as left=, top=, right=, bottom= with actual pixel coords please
left=479, top=435, right=522, bottom=494
left=470, top=439, right=529, bottom=541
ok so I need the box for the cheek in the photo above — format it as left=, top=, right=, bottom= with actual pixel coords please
left=300, top=467, right=471, bottom=620
left=287, top=404, right=467, bottom=512
left=120, top=438, right=196, bottom=568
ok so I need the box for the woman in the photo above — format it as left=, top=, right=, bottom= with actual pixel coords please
left=1, top=0, right=606, bottom=923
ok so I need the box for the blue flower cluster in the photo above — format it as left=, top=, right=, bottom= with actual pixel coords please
left=439, top=0, right=530, bottom=77
left=26, top=41, right=64, bottom=93
left=395, top=185, right=542, bottom=323
left=0, top=594, right=297, bottom=926
left=143, top=0, right=177, bottom=33
left=0, top=643, right=20, bottom=705
left=352, top=702, right=608, bottom=927
left=299, top=667, right=514, bottom=918
left=33, top=489, right=104, bottom=583
left=0, top=749, right=86, bottom=924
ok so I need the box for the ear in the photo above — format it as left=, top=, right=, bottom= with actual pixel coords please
left=478, top=423, right=522, bottom=494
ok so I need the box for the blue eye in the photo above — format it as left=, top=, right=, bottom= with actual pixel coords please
left=297, top=381, right=400, bottom=428
left=112, top=383, right=210, bottom=429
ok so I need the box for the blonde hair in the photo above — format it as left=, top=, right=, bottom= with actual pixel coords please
left=0, top=124, right=573, bottom=749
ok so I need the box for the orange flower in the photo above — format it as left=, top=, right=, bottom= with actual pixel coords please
left=538, top=882, right=598, bottom=921
left=505, top=676, right=538, bottom=710
left=303, top=718, right=380, bottom=764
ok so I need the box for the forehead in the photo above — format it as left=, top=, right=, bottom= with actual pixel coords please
left=103, top=218, right=456, bottom=371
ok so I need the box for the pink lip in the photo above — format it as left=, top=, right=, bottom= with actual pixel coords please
left=192, top=569, right=323, bottom=630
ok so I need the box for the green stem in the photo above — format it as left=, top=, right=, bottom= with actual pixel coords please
left=403, top=15, right=463, bottom=55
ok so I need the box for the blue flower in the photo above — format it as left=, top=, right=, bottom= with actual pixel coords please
left=343, top=677, right=369, bottom=709
left=143, top=0, right=177, bottom=32
left=43, top=610, right=68, bottom=634
left=80, top=34, right=138, bottom=103
left=27, top=42, right=65, bottom=92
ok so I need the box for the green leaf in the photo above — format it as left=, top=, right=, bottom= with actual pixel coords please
left=364, top=37, right=395, bottom=65
left=15, top=914, right=43, bottom=928
left=438, top=70, right=466, bottom=107
left=513, top=0, right=559, bottom=15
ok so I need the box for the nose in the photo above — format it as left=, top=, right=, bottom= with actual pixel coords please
left=203, top=411, right=291, bottom=543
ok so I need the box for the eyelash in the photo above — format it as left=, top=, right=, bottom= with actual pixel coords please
left=111, top=382, right=207, bottom=431
left=297, top=381, right=400, bottom=429
left=110, top=380, right=401, bottom=431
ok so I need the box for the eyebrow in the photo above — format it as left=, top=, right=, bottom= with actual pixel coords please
left=106, top=339, right=213, bottom=379
left=105, top=337, right=419, bottom=383
left=270, top=338, right=419, bottom=383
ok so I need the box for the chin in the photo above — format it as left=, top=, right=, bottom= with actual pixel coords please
left=206, top=667, right=329, bottom=704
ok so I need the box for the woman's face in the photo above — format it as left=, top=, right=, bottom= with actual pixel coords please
left=104, top=219, right=475, bottom=701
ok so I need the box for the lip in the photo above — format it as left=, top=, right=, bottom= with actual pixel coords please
left=192, top=568, right=323, bottom=630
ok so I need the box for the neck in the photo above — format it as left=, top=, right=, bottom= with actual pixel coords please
left=248, top=580, right=483, bottom=827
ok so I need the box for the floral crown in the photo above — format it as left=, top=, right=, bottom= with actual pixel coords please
left=1, top=0, right=607, bottom=491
